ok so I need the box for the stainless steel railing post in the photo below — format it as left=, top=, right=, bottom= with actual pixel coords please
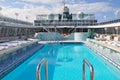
left=36, top=58, right=48, bottom=80
left=82, top=59, right=94, bottom=80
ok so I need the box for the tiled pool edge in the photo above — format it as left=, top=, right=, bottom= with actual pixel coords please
left=0, top=44, right=44, bottom=79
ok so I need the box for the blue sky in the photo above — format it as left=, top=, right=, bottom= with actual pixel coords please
left=0, top=0, right=120, bottom=22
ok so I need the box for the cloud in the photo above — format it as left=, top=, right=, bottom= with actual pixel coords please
left=22, top=0, right=40, bottom=3
left=0, top=0, right=5, bottom=1
left=0, top=1, right=115, bottom=22
left=21, top=0, right=75, bottom=6
left=0, top=6, right=34, bottom=22
left=68, top=2, right=113, bottom=13
left=22, top=0, right=62, bottom=4
left=12, top=1, right=26, bottom=5
left=114, top=9, right=120, bottom=16
left=0, top=4, right=53, bottom=22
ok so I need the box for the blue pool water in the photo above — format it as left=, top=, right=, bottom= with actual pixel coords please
left=2, top=43, right=120, bottom=80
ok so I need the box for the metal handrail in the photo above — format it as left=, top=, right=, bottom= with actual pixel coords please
left=82, top=59, right=94, bottom=80
left=36, top=58, right=48, bottom=80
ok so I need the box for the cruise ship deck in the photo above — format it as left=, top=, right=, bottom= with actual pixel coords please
left=0, top=0, right=120, bottom=80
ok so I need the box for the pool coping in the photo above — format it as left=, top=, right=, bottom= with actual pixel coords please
left=38, top=40, right=85, bottom=44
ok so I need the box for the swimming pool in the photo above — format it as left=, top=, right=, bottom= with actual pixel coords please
left=2, top=42, right=120, bottom=80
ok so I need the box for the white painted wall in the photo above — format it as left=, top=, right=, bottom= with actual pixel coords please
left=34, top=32, right=88, bottom=41
left=74, top=32, right=87, bottom=41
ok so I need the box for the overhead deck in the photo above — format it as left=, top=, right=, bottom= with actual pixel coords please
left=0, top=14, right=120, bottom=29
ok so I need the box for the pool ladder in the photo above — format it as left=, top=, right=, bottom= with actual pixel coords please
left=82, top=59, right=94, bottom=80
left=36, top=58, right=94, bottom=80
left=36, top=58, right=48, bottom=80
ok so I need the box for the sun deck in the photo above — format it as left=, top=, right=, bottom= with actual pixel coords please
left=0, top=39, right=44, bottom=79
left=90, top=39, right=120, bottom=52
left=85, top=39, right=120, bottom=69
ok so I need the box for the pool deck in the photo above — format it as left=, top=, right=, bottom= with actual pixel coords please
left=85, top=39, right=120, bottom=69
left=90, top=39, right=120, bottom=52
left=0, top=40, right=38, bottom=55
left=0, top=39, right=43, bottom=79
